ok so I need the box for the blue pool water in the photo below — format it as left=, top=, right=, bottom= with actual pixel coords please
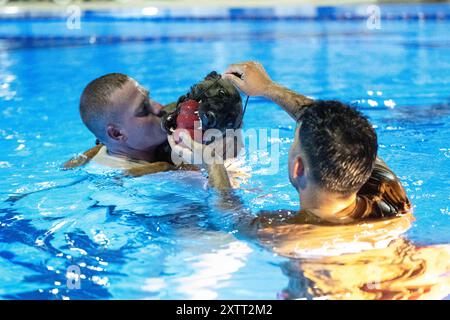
left=0, top=14, right=450, bottom=299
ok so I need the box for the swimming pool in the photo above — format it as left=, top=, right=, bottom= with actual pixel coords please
left=0, top=4, right=449, bottom=299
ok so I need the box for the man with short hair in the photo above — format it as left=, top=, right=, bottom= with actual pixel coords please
left=170, top=61, right=411, bottom=223
left=79, top=73, right=167, bottom=164
left=66, top=73, right=246, bottom=183
left=64, top=73, right=175, bottom=175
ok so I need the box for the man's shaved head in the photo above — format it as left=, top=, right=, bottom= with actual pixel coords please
left=79, top=73, right=166, bottom=157
left=79, top=73, right=130, bottom=142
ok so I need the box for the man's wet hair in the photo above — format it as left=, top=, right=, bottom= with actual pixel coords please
left=297, top=100, right=378, bottom=194
left=79, top=73, right=130, bottom=142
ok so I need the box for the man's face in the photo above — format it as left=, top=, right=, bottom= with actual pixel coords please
left=110, top=79, right=167, bottom=151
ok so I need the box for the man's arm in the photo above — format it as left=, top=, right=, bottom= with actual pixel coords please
left=223, top=61, right=314, bottom=121
left=264, top=83, right=314, bottom=121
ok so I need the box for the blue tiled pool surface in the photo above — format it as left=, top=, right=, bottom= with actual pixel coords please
left=0, top=4, right=449, bottom=299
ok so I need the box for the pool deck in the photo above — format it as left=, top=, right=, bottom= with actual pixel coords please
left=1, top=0, right=450, bottom=20
left=2, top=0, right=449, bottom=10
left=5, top=0, right=381, bottom=10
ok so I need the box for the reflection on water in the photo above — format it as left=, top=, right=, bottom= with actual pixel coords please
left=255, top=214, right=450, bottom=299
left=2, top=160, right=450, bottom=299
left=281, top=238, right=450, bottom=300
left=145, top=229, right=252, bottom=300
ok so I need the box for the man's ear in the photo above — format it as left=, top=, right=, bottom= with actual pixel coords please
left=292, top=155, right=305, bottom=180
left=107, top=124, right=125, bottom=142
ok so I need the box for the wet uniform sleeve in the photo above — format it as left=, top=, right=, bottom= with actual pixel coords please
left=355, top=158, right=411, bottom=219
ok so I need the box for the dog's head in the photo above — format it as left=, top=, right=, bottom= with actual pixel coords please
left=162, top=71, right=243, bottom=136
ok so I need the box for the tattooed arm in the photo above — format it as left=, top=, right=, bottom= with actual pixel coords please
left=223, top=61, right=314, bottom=120
left=264, top=82, right=314, bottom=121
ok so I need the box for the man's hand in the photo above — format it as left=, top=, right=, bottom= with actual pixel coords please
left=223, top=61, right=314, bottom=120
left=168, top=130, right=233, bottom=190
left=168, top=130, right=237, bottom=167
left=222, top=61, right=274, bottom=97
